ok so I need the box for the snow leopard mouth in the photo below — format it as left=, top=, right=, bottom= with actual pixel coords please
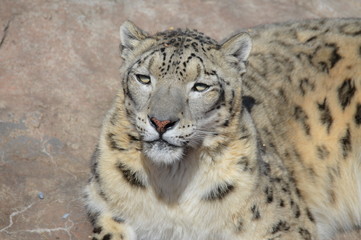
left=143, top=139, right=185, bottom=164
left=144, top=139, right=181, bottom=149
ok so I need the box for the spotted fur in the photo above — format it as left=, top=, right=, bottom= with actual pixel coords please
left=85, top=18, right=361, bottom=240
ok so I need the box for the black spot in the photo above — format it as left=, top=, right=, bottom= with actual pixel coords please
left=340, top=23, right=361, bottom=36
left=326, top=43, right=342, bottom=69
left=128, top=134, right=140, bottom=142
left=305, top=36, right=317, bottom=43
left=354, top=103, right=361, bottom=125
left=261, top=160, right=271, bottom=176
left=265, top=186, right=274, bottom=203
left=306, top=208, right=315, bottom=222
left=273, top=177, right=282, bottom=183
left=269, top=142, right=277, bottom=152
left=92, top=237, right=98, bottom=240
left=271, top=220, right=290, bottom=234
left=317, top=61, right=328, bottom=73
left=309, top=43, right=341, bottom=73
left=298, top=228, right=312, bottom=240
left=109, top=111, right=119, bottom=126
left=203, top=183, right=234, bottom=201
left=279, top=199, right=285, bottom=207
left=299, top=78, right=315, bottom=96
left=317, top=98, right=333, bottom=133
left=340, top=127, right=352, bottom=158
left=99, top=190, right=108, bottom=201
left=293, top=203, right=301, bottom=218
left=316, top=145, right=330, bottom=160
left=102, top=234, right=112, bottom=240
left=289, top=199, right=301, bottom=219
left=223, top=120, right=229, bottom=127
left=107, top=133, right=126, bottom=151
left=251, top=205, right=261, bottom=220
left=338, top=78, right=356, bottom=110
left=93, top=227, right=102, bottom=234
left=294, top=106, right=311, bottom=135
left=242, top=95, right=257, bottom=112
left=117, top=162, right=146, bottom=188
left=237, top=156, right=251, bottom=171
left=87, top=210, right=100, bottom=226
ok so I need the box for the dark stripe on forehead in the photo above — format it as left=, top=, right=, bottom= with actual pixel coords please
left=128, top=49, right=162, bottom=71
left=196, top=63, right=201, bottom=79
left=148, top=55, right=155, bottom=71
left=186, top=53, right=205, bottom=67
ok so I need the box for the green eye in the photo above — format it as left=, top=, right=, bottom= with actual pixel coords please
left=192, top=83, right=210, bottom=92
left=136, top=74, right=151, bottom=85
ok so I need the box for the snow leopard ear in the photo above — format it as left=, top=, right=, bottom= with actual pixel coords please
left=221, top=32, right=252, bottom=73
left=119, top=21, right=149, bottom=59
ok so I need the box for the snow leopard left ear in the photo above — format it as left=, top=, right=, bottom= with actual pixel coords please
left=221, top=32, right=252, bottom=74
left=119, top=21, right=149, bottom=59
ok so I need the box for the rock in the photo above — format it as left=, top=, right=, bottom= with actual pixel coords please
left=0, top=1, right=360, bottom=239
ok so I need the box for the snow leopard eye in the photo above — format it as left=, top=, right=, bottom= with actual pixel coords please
left=136, top=74, right=151, bottom=85
left=192, top=83, right=210, bottom=92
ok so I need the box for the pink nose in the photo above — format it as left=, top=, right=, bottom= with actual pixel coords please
left=149, top=117, right=177, bottom=133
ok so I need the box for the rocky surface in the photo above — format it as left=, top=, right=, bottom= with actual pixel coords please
left=0, top=0, right=360, bottom=239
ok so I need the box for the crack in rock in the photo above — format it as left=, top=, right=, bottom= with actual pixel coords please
left=0, top=203, right=34, bottom=233
left=0, top=202, right=74, bottom=240
left=0, top=18, right=11, bottom=49
left=19, top=218, right=74, bottom=240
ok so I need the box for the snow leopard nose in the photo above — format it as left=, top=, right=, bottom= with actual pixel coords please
left=149, top=116, right=179, bottom=134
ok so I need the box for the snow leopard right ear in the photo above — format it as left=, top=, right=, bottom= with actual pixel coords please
left=220, top=32, right=252, bottom=74
left=119, top=21, right=149, bottom=59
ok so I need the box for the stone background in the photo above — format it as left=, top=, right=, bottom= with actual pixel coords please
left=0, top=0, right=360, bottom=239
